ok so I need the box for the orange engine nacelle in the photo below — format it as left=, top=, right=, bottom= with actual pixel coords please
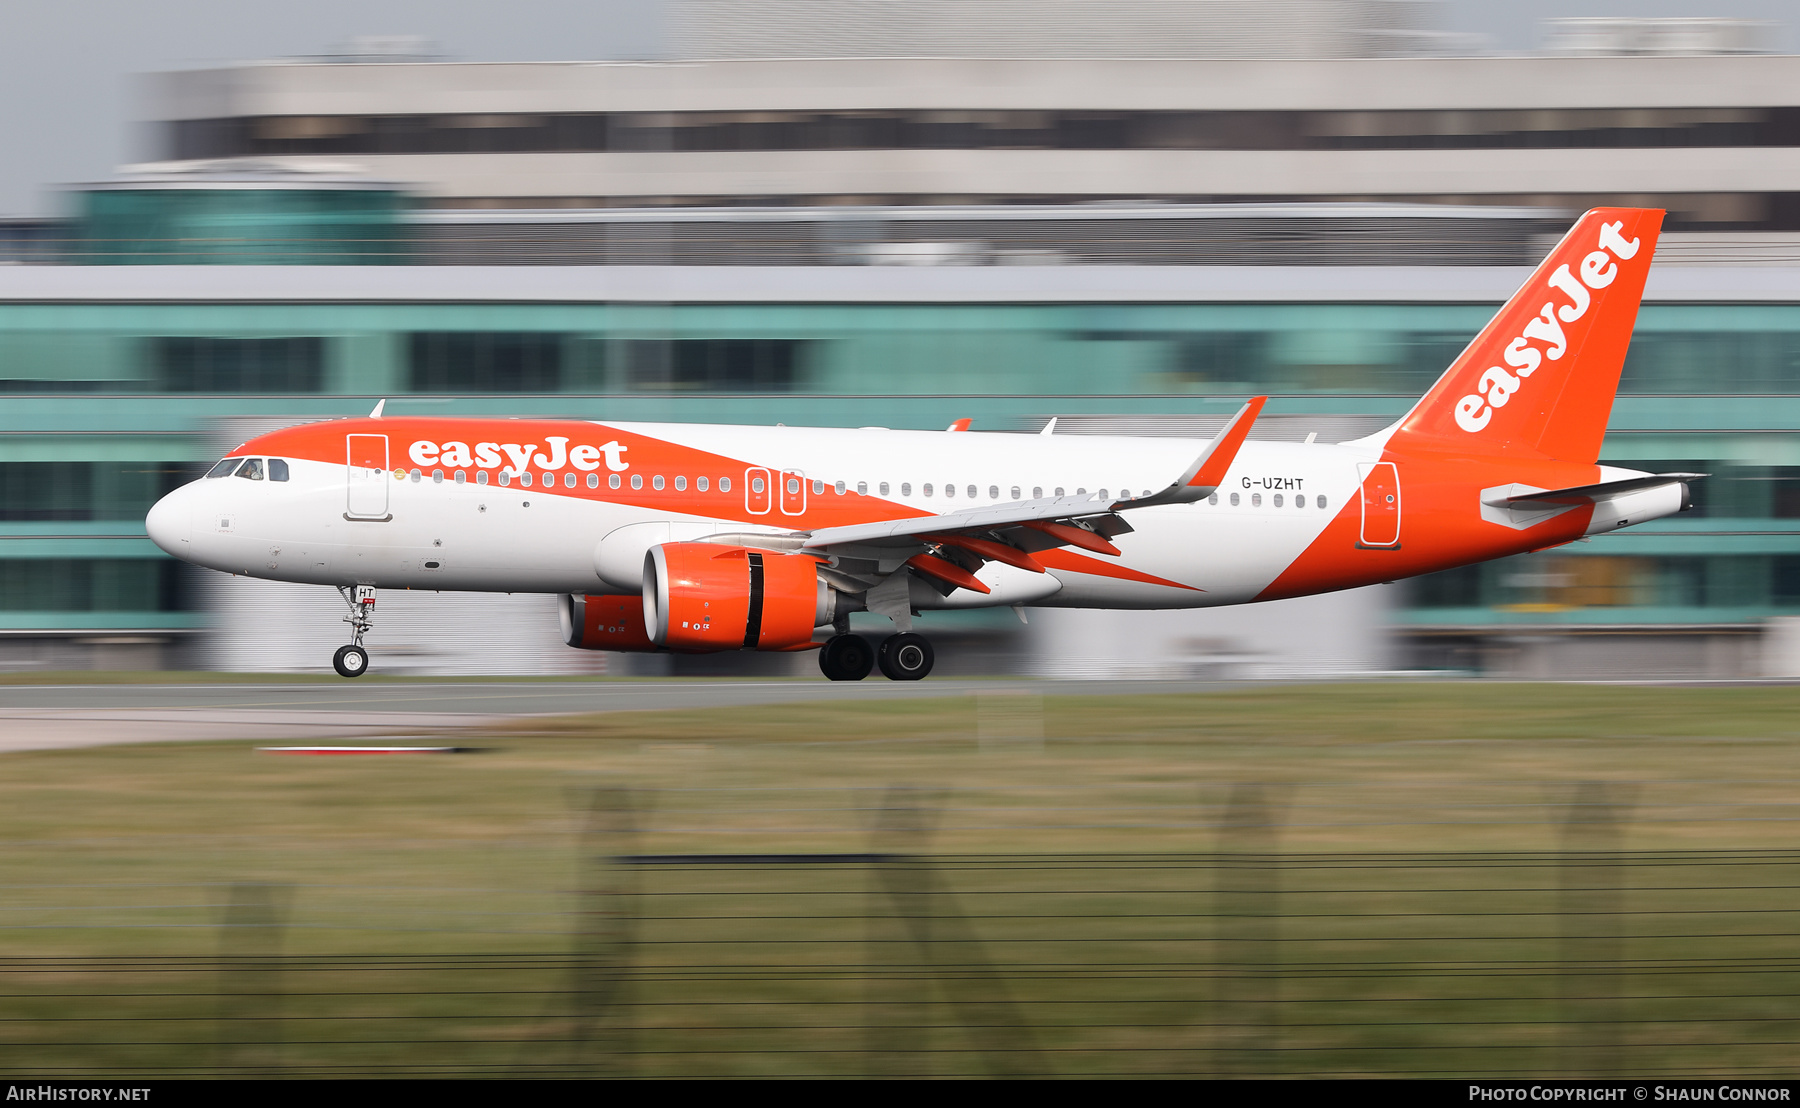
left=560, top=592, right=659, bottom=652
left=644, top=542, right=832, bottom=653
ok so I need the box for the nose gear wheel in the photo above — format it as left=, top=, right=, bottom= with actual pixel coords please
left=333, top=644, right=369, bottom=678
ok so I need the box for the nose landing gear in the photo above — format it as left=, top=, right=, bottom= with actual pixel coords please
left=333, top=585, right=376, bottom=678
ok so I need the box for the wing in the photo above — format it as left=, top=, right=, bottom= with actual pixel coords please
left=799, top=395, right=1266, bottom=554
left=787, top=396, right=1266, bottom=598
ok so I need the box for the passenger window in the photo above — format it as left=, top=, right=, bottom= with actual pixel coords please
left=923, top=484, right=933, bottom=497
left=812, top=479, right=824, bottom=495
left=857, top=481, right=867, bottom=495
left=206, top=458, right=242, bottom=478
left=652, top=475, right=665, bottom=491
left=945, top=484, right=955, bottom=498
left=587, top=473, right=599, bottom=488
left=1252, top=493, right=1261, bottom=506
left=1010, top=486, right=1019, bottom=500
left=900, top=483, right=910, bottom=496
left=1098, top=488, right=1108, bottom=499
left=1317, top=495, right=1327, bottom=510
left=518, top=472, right=531, bottom=487
left=1273, top=493, right=1283, bottom=507
left=989, top=486, right=999, bottom=499
left=786, top=478, right=799, bottom=495
left=1076, top=488, right=1086, bottom=495
left=1295, top=494, right=1306, bottom=508
left=235, top=458, right=265, bottom=481
left=881, top=482, right=891, bottom=496
left=1208, top=493, right=1218, bottom=505
left=674, top=476, right=687, bottom=491
left=967, top=485, right=977, bottom=498
left=1032, top=487, right=1042, bottom=498
left=609, top=474, right=621, bottom=489
left=455, top=471, right=467, bottom=485
left=720, top=477, right=731, bottom=493
left=433, top=469, right=444, bottom=483
left=631, top=475, right=644, bottom=490
left=268, top=458, right=290, bottom=482
left=697, top=476, right=709, bottom=492
left=753, top=477, right=766, bottom=494
left=1054, top=487, right=1064, bottom=496
left=477, top=471, right=489, bottom=485
left=1230, top=492, right=1239, bottom=506
left=835, top=480, right=846, bottom=495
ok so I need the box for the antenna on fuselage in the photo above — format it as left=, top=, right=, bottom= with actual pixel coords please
left=1040, top=417, right=1057, bottom=436
left=369, top=399, right=386, bottom=418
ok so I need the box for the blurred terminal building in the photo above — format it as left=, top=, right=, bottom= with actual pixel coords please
left=8, top=0, right=1800, bottom=678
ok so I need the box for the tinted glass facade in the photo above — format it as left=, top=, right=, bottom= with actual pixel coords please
left=2, top=293, right=1796, bottom=644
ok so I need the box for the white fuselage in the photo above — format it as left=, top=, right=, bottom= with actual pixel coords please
left=150, top=421, right=1380, bottom=610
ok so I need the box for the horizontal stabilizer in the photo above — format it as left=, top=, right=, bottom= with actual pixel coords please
left=1491, top=472, right=1706, bottom=509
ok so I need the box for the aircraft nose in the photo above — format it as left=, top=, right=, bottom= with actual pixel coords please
left=145, top=487, right=191, bottom=557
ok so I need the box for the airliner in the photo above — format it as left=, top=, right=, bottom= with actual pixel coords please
left=146, top=207, right=1697, bottom=680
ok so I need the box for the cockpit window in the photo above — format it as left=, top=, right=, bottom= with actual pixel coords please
left=268, top=458, right=290, bottom=482
left=235, top=457, right=265, bottom=481
left=206, top=458, right=244, bottom=478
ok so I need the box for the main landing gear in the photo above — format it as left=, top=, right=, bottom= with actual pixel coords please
left=819, top=632, right=935, bottom=681
left=819, top=634, right=874, bottom=681
left=878, top=632, right=934, bottom=681
left=333, top=585, right=375, bottom=678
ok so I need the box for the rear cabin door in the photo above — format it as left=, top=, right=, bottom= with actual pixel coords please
left=346, top=434, right=391, bottom=519
left=1357, top=461, right=1401, bottom=547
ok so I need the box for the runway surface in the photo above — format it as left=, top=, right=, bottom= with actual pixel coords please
left=0, top=678, right=1233, bottom=753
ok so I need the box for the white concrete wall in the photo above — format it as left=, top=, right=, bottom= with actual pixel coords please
left=199, top=574, right=604, bottom=676
left=1024, top=584, right=1399, bottom=679
left=153, top=55, right=1800, bottom=119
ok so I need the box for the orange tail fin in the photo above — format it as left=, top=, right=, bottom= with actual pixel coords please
left=1392, top=207, right=1663, bottom=465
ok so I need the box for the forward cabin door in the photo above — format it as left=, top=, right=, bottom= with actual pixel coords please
left=1357, top=461, right=1401, bottom=547
left=346, top=434, right=391, bottom=520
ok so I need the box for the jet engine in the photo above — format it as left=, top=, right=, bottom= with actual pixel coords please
left=559, top=592, right=658, bottom=651
left=644, top=542, right=834, bottom=652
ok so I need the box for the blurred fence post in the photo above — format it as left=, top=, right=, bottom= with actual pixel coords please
left=866, top=787, right=934, bottom=1076
left=571, top=785, right=640, bottom=1078
left=1215, top=784, right=1282, bottom=1077
left=216, top=881, right=288, bottom=1077
left=1559, top=782, right=1632, bottom=1077
left=867, top=786, right=1042, bottom=1078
